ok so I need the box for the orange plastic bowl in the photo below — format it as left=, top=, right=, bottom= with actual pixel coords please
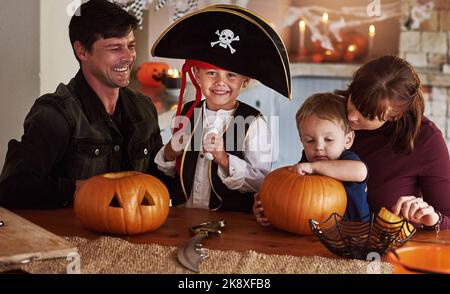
left=387, top=245, right=450, bottom=274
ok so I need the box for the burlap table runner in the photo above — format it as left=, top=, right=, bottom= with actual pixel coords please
left=0, top=236, right=392, bottom=274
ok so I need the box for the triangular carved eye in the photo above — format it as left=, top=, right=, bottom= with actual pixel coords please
left=141, top=191, right=155, bottom=206
left=109, top=193, right=122, bottom=208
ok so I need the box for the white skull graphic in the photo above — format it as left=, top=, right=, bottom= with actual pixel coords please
left=211, top=29, right=240, bottom=54
left=219, top=29, right=235, bottom=45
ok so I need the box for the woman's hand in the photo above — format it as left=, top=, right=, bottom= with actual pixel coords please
left=253, top=193, right=271, bottom=227
left=392, top=195, right=440, bottom=227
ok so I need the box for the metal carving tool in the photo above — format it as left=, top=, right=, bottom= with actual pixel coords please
left=177, top=220, right=226, bottom=273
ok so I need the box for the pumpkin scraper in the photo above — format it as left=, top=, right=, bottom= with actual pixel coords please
left=177, top=220, right=226, bottom=273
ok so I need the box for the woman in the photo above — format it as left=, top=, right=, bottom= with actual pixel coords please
left=339, top=55, right=449, bottom=230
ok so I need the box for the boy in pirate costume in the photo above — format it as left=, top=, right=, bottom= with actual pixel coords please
left=152, top=5, right=291, bottom=212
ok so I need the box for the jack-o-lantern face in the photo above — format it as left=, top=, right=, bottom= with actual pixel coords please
left=136, top=62, right=169, bottom=87
left=74, top=171, right=170, bottom=235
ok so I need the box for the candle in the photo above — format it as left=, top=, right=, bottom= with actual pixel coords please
left=368, top=25, right=376, bottom=58
left=322, top=12, right=329, bottom=37
left=298, top=20, right=306, bottom=56
left=169, top=68, right=179, bottom=78
left=164, top=68, right=181, bottom=94
left=344, top=44, right=357, bottom=62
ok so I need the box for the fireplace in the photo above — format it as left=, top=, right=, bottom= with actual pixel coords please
left=286, top=0, right=401, bottom=64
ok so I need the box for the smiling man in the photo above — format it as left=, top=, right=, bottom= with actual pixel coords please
left=0, top=0, right=170, bottom=208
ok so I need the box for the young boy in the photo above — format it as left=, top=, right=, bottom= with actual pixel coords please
left=254, top=93, right=370, bottom=224
left=151, top=6, right=291, bottom=212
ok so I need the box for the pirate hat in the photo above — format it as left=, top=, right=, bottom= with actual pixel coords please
left=151, top=5, right=291, bottom=100
left=207, top=4, right=291, bottom=96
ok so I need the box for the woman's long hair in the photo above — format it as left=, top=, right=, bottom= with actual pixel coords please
left=337, top=55, right=424, bottom=154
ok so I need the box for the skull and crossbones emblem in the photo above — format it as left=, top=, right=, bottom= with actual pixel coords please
left=210, top=29, right=240, bottom=54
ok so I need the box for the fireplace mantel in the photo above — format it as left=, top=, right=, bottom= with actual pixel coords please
left=291, top=62, right=450, bottom=87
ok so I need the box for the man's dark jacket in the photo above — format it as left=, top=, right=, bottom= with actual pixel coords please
left=0, top=71, right=172, bottom=208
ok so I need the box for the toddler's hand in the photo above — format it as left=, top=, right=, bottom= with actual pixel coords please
left=292, top=163, right=313, bottom=175
left=253, top=193, right=271, bottom=227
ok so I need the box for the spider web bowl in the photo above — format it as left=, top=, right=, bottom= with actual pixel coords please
left=309, top=213, right=416, bottom=260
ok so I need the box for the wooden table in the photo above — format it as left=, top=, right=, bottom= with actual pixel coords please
left=12, top=207, right=450, bottom=260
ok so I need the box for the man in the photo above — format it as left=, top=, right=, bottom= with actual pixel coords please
left=0, top=0, right=170, bottom=208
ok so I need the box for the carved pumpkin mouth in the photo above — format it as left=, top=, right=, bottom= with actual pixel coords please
left=152, top=73, right=163, bottom=82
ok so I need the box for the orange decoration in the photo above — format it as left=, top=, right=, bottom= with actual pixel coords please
left=311, top=53, right=325, bottom=63
left=323, top=49, right=341, bottom=62
left=340, top=30, right=368, bottom=61
left=387, top=245, right=450, bottom=274
left=377, top=207, right=415, bottom=239
left=136, top=62, right=168, bottom=87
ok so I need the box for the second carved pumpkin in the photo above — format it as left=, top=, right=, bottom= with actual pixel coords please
left=136, top=62, right=168, bottom=87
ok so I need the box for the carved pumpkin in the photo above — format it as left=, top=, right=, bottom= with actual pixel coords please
left=259, top=167, right=347, bottom=235
left=136, top=62, right=168, bottom=87
left=74, top=171, right=170, bottom=235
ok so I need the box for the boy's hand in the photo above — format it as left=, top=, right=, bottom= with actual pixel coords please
left=164, top=128, right=189, bottom=161
left=253, top=193, right=271, bottom=227
left=202, top=132, right=228, bottom=167
left=292, top=163, right=313, bottom=175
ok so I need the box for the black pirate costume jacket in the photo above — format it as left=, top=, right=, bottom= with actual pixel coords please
left=0, top=70, right=172, bottom=209
left=172, top=100, right=262, bottom=213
